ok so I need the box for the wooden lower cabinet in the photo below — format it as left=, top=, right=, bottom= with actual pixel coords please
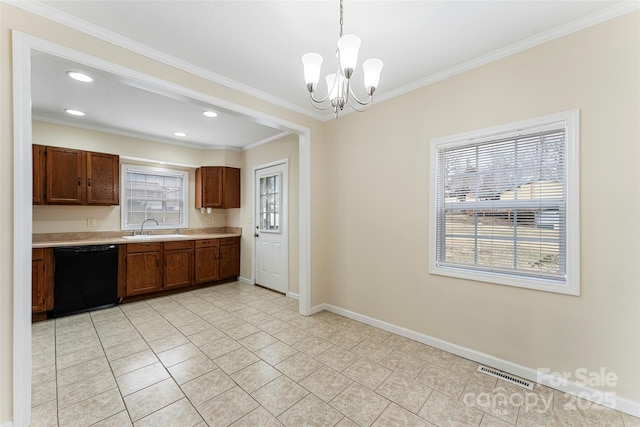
left=122, top=237, right=240, bottom=298
left=32, top=248, right=54, bottom=313
left=219, top=237, right=240, bottom=279
left=124, top=243, right=163, bottom=296
left=164, top=240, right=194, bottom=289
left=195, top=239, right=220, bottom=284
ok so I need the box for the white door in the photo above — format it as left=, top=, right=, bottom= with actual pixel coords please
left=254, top=162, right=288, bottom=293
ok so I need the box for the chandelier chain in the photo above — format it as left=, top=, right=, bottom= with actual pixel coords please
left=339, top=0, right=343, bottom=37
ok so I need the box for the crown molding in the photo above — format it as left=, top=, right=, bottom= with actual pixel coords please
left=5, top=0, right=326, bottom=121
left=242, top=131, right=291, bottom=152
left=374, top=1, right=640, bottom=106
left=8, top=0, right=638, bottom=124
left=32, top=115, right=239, bottom=151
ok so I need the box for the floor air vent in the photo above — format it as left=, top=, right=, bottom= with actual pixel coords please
left=477, top=365, right=534, bottom=390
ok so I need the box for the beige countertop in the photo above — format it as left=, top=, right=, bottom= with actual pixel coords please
left=32, top=228, right=241, bottom=248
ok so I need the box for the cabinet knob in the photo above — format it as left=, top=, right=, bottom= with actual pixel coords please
left=87, top=178, right=92, bottom=187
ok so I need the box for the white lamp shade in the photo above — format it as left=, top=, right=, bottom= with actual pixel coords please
left=301, top=53, right=323, bottom=88
left=337, top=35, right=361, bottom=77
left=362, top=58, right=384, bottom=94
left=325, top=73, right=345, bottom=101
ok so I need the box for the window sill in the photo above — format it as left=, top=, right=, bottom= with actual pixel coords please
left=429, top=265, right=579, bottom=296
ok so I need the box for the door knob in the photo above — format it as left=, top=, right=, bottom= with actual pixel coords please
left=254, top=233, right=260, bottom=238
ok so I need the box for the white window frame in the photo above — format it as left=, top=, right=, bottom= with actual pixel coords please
left=120, top=163, right=189, bottom=231
left=429, top=110, right=580, bottom=295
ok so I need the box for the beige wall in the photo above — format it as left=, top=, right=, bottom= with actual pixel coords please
left=240, top=134, right=300, bottom=294
left=1, top=4, right=323, bottom=423
left=2, top=2, right=639, bottom=424
left=31, top=120, right=233, bottom=233
left=321, top=12, right=640, bottom=403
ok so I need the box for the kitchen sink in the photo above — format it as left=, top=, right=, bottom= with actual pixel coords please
left=122, top=234, right=187, bottom=240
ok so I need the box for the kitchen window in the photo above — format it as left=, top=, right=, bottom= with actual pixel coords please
left=429, top=110, right=580, bottom=295
left=121, top=164, right=189, bottom=230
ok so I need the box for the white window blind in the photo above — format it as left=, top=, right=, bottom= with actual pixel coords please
left=430, top=111, right=579, bottom=294
left=121, top=165, right=188, bottom=230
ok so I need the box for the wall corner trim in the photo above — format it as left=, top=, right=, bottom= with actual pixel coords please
left=320, top=303, right=640, bottom=417
left=237, top=276, right=253, bottom=286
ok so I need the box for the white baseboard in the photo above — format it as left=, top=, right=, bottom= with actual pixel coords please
left=309, top=303, right=328, bottom=315
left=1, top=420, right=13, bottom=427
left=317, top=303, right=640, bottom=417
left=286, top=292, right=299, bottom=300
left=237, top=276, right=253, bottom=285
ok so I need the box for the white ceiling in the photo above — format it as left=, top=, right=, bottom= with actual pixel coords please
left=31, top=51, right=288, bottom=149
left=19, top=0, right=634, bottom=149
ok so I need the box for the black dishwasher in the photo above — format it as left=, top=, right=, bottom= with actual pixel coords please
left=54, top=244, right=119, bottom=317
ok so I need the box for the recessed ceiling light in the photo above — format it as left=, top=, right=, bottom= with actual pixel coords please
left=66, top=71, right=93, bottom=83
left=203, top=111, right=218, bottom=118
left=174, top=132, right=186, bottom=137
left=65, top=109, right=85, bottom=116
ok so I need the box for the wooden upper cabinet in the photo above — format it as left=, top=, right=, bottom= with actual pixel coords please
left=39, top=145, right=119, bottom=206
left=32, top=144, right=45, bottom=205
left=86, top=151, right=119, bottom=205
left=195, top=166, right=240, bottom=209
left=45, top=146, right=86, bottom=205
left=223, top=167, right=241, bottom=209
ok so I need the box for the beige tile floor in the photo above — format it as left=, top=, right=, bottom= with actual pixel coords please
left=31, top=281, right=639, bottom=427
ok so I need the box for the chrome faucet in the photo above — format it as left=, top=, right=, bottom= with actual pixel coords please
left=140, top=218, right=159, bottom=235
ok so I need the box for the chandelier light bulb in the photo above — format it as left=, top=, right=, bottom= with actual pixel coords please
left=302, top=53, right=323, bottom=92
left=325, top=73, right=344, bottom=101
left=337, top=34, right=361, bottom=78
left=362, top=58, right=384, bottom=95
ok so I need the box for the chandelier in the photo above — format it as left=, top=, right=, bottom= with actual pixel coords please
left=301, top=0, right=383, bottom=118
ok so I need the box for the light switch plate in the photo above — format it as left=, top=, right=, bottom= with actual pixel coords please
left=87, top=218, right=96, bottom=227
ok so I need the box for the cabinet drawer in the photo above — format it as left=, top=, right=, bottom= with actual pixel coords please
left=220, top=237, right=240, bottom=246
left=126, top=242, right=163, bottom=253
left=164, top=240, right=194, bottom=251
left=196, top=239, right=219, bottom=248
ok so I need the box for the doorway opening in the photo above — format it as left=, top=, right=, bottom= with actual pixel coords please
left=12, top=31, right=311, bottom=425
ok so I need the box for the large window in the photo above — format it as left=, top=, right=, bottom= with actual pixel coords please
left=430, top=110, right=579, bottom=295
left=121, top=164, right=189, bottom=231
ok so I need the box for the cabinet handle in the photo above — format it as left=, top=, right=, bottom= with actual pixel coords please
left=87, top=178, right=92, bottom=187
left=156, top=259, right=160, bottom=267
left=77, top=177, right=81, bottom=186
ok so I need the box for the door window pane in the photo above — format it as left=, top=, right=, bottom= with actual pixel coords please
left=259, top=173, right=281, bottom=231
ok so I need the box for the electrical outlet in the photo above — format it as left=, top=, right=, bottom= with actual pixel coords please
left=87, top=218, right=96, bottom=227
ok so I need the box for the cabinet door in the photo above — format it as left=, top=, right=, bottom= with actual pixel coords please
left=32, top=144, right=45, bottom=205
left=86, top=152, right=119, bottom=205
left=164, top=249, right=193, bottom=289
left=45, top=147, right=86, bottom=204
left=32, top=248, right=53, bottom=313
left=223, top=167, right=241, bottom=208
left=195, top=246, right=220, bottom=284
left=125, top=252, right=162, bottom=296
left=196, top=167, right=223, bottom=208
left=32, top=258, right=46, bottom=312
left=219, top=244, right=240, bottom=279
